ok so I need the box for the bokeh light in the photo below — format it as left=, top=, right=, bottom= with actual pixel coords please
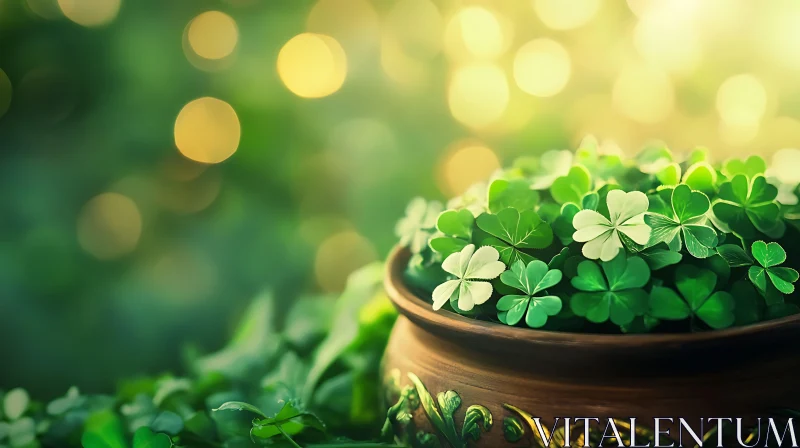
left=448, top=64, right=509, bottom=128
left=534, top=0, right=603, bottom=30
left=0, top=69, right=11, bottom=119
left=77, top=193, right=142, bottom=260
left=439, top=142, right=501, bottom=196
left=187, top=11, right=238, bottom=61
left=633, top=12, right=701, bottom=75
left=716, top=74, right=767, bottom=127
left=444, top=6, right=509, bottom=60
left=513, top=39, right=571, bottom=97
left=314, top=230, right=377, bottom=293
left=769, top=148, right=800, bottom=184
left=612, top=64, right=674, bottom=124
left=386, top=0, right=442, bottom=59
left=277, top=33, right=348, bottom=99
left=174, top=97, right=241, bottom=164
left=306, top=0, right=380, bottom=50
left=25, top=0, right=63, bottom=20
left=57, top=0, right=120, bottom=27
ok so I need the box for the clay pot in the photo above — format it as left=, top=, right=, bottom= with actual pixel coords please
left=382, top=246, right=800, bottom=447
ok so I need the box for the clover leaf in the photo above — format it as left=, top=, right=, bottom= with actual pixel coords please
left=636, top=143, right=674, bottom=174
left=648, top=266, right=735, bottom=329
left=722, top=155, right=766, bottom=179
left=569, top=253, right=650, bottom=326
left=431, top=244, right=505, bottom=312
left=447, top=182, right=488, bottom=217
left=552, top=192, right=599, bottom=245
left=656, top=162, right=681, bottom=186
left=712, top=174, right=783, bottom=239
left=487, top=179, right=539, bottom=213
left=716, top=244, right=754, bottom=267
left=396, top=197, right=443, bottom=253
left=748, top=241, right=799, bottom=301
left=550, top=165, right=591, bottom=204
left=572, top=190, right=651, bottom=261
left=645, top=184, right=718, bottom=258
left=681, top=162, right=717, bottom=195
left=639, top=247, right=682, bottom=270
left=530, top=149, right=573, bottom=190
left=476, top=208, right=553, bottom=265
left=133, top=427, right=171, bottom=448
left=429, top=209, right=474, bottom=257
left=496, top=260, right=563, bottom=328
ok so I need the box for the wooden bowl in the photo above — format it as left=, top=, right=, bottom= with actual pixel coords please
left=382, top=246, right=800, bottom=447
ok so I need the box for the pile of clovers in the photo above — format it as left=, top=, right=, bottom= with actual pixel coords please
left=0, top=265, right=403, bottom=448
left=396, top=136, right=800, bottom=333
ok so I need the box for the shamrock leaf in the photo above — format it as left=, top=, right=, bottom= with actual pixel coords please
left=748, top=241, right=799, bottom=299
left=722, top=155, right=766, bottom=179
left=487, top=179, right=539, bottom=213
left=648, top=266, right=734, bottom=329
left=530, top=149, right=573, bottom=189
left=712, top=174, right=782, bottom=239
left=644, top=185, right=718, bottom=258
left=639, top=247, right=682, bottom=270
left=429, top=209, right=474, bottom=257
left=476, top=208, right=553, bottom=265
left=656, top=162, right=681, bottom=186
left=133, top=427, right=171, bottom=448
left=447, top=182, right=488, bottom=217
left=681, top=162, right=717, bottom=195
left=636, top=143, right=674, bottom=174
left=496, top=260, right=563, bottom=328
left=431, top=244, right=505, bottom=312
left=250, top=400, right=326, bottom=440
left=569, top=253, right=650, bottom=326
left=550, top=165, right=591, bottom=204
left=572, top=190, right=651, bottom=261
left=396, top=197, right=443, bottom=253
left=716, top=244, right=754, bottom=267
left=730, top=280, right=761, bottom=326
left=552, top=192, right=599, bottom=245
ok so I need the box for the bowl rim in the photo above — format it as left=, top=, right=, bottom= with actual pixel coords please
left=385, top=245, right=800, bottom=349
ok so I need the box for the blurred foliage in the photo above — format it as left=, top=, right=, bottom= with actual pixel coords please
left=0, top=264, right=400, bottom=447
left=4, top=0, right=800, bottom=397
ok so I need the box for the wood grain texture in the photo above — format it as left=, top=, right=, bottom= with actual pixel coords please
left=382, top=245, right=800, bottom=446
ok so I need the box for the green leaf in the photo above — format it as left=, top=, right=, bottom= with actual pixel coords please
left=82, top=410, right=129, bottom=448
left=552, top=202, right=580, bottom=245
left=649, top=286, right=691, bottom=320
left=682, top=162, right=717, bottom=194
left=767, top=303, right=800, bottom=319
left=639, top=248, right=682, bottom=270
left=748, top=241, right=799, bottom=299
left=602, top=253, right=650, bottom=291
left=149, top=411, right=184, bottom=436
left=251, top=400, right=326, bottom=440
left=713, top=175, right=781, bottom=239
left=570, top=255, right=650, bottom=326
left=716, top=244, right=754, bottom=267
left=503, top=417, right=525, bottom=443
left=476, top=208, right=553, bottom=265
left=496, top=294, right=529, bottom=326
left=526, top=295, right=562, bottom=328
left=6, top=417, right=36, bottom=447
left=461, top=405, right=492, bottom=442
left=695, top=292, right=735, bottom=329
left=671, top=184, right=710, bottom=222
left=675, top=265, right=717, bottom=311
left=429, top=237, right=469, bottom=258
left=751, top=240, right=786, bottom=268
left=550, top=165, right=591, bottom=204
left=213, top=401, right=269, bottom=419
left=498, top=260, right=563, bottom=328
left=3, top=388, right=29, bottom=421
left=646, top=185, right=717, bottom=258
left=436, top=209, right=474, bottom=240
left=570, top=261, right=607, bottom=292
left=722, top=155, right=766, bottom=179
left=133, top=427, right=171, bottom=448
left=656, top=162, right=681, bottom=186
left=668, top=266, right=735, bottom=329
left=488, top=179, right=539, bottom=213
left=731, top=280, right=761, bottom=326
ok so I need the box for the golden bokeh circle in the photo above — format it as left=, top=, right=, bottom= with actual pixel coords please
left=277, top=33, right=348, bottom=99
left=448, top=64, right=509, bottom=129
left=57, top=0, right=121, bottom=27
left=314, top=230, right=377, bottom=293
left=534, top=0, right=603, bottom=30
left=174, top=97, right=241, bottom=164
left=513, top=38, right=571, bottom=97
left=439, top=142, right=501, bottom=196
left=716, top=74, right=767, bottom=127
left=187, top=11, right=239, bottom=60
left=77, top=193, right=142, bottom=260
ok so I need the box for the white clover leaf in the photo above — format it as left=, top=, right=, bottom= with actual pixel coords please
left=447, top=182, right=488, bottom=217
left=530, top=150, right=573, bottom=190
left=395, top=197, right=443, bottom=253
left=572, top=190, right=651, bottom=262
left=432, top=244, right=506, bottom=312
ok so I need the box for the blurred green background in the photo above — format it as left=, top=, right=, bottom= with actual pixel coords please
left=3, top=0, right=800, bottom=396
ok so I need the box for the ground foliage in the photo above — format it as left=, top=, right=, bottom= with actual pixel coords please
left=398, top=137, right=800, bottom=333
left=0, top=264, right=402, bottom=448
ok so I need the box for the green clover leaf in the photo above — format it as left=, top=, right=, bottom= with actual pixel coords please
left=730, top=280, right=761, bottom=327
left=716, top=244, right=754, bottom=267
left=550, top=165, right=592, bottom=204
left=529, top=149, right=573, bottom=190
left=644, top=184, right=718, bottom=258
left=133, top=427, right=172, bottom=448
left=648, top=266, right=734, bottom=329
left=447, top=182, right=488, bottom=217
left=636, top=143, right=674, bottom=174
left=748, top=240, right=799, bottom=299
left=396, top=197, right=443, bottom=253
left=722, top=155, right=766, bottom=179
left=488, top=178, right=539, bottom=213
left=552, top=192, right=599, bottom=245
left=496, top=260, right=563, bottom=328
left=681, top=162, right=717, bottom=195
left=712, top=174, right=783, bottom=239
left=656, top=162, right=681, bottom=186
left=429, top=209, right=474, bottom=257
left=431, top=244, right=506, bottom=312
left=569, top=253, right=650, bottom=326
left=639, top=247, right=682, bottom=270
left=476, top=208, right=553, bottom=265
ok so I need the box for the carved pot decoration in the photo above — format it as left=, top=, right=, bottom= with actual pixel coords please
left=382, top=247, right=800, bottom=447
